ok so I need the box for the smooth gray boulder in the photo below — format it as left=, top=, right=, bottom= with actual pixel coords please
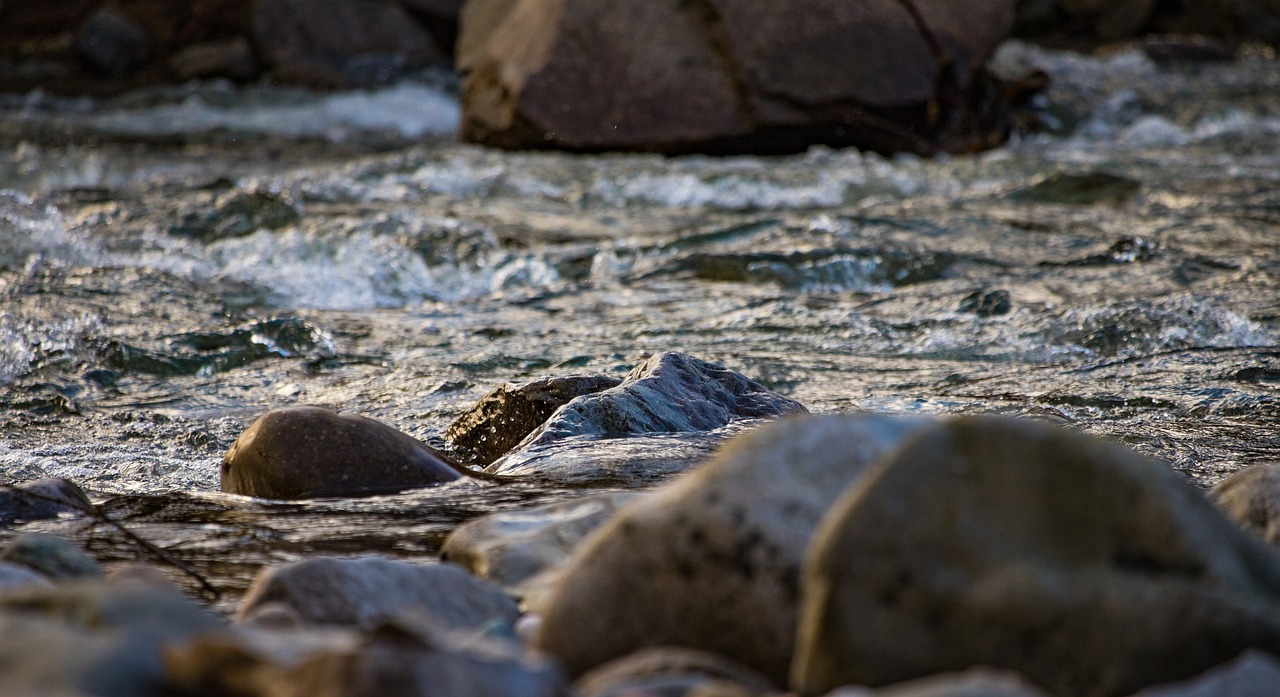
left=534, top=414, right=931, bottom=685
left=441, top=491, right=642, bottom=602
left=236, top=556, right=519, bottom=633
left=1, top=532, right=102, bottom=580
left=221, top=406, right=466, bottom=499
left=1210, top=463, right=1280, bottom=546
left=574, top=647, right=777, bottom=697
left=793, top=416, right=1280, bottom=697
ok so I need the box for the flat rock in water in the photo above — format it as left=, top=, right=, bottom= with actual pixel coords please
left=487, top=352, right=807, bottom=476
left=459, top=0, right=1017, bottom=154
left=833, top=668, right=1053, bottom=697
left=220, top=406, right=464, bottom=499
left=1209, top=463, right=1280, bottom=546
left=236, top=556, right=520, bottom=633
left=792, top=416, right=1280, bottom=697
left=446, top=374, right=621, bottom=467
left=534, top=414, right=932, bottom=685
left=441, top=491, right=642, bottom=602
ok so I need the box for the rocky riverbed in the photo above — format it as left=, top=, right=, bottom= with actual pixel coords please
left=0, top=7, right=1279, bottom=695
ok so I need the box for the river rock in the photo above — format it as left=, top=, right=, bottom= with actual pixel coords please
left=236, top=556, right=520, bottom=632
left=220, top=405, right=464, bottom=499
left=446, top=374, right=621, bottom=467
left=441, top=491, right=642, bottom=601
left=534, top=414, right=932, bottom=684
left=575, top=647, right=777, bottom=697
left=792, top=416, right=1280, bottom=697
left=167, top=611, right=566, bottom=697
left=168, top=37, right=261, bottom=82
left=0, top=579, right=224, bottom=697
left=253, top=0, right=441, bottom=88
left=487, top=352, right=807, bottom=476
left=1, top=532, right=102, bottom=580
left=459, top=0, right=1017, bottom=154
left=1209, top=463, right=1280, bottom=546
left=0, top=561, right=53, bottom=592
left=0, top=476, right=92, bottom=527
left=1128, top=649, right=1280, bottom=697
left=75, top=6, right=152, bottom=78
left=829, top=669, right=1052, bottom=697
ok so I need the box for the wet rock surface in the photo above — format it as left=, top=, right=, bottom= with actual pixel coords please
left=2, top=532, right=103, bottom=580
left=220, top=406, right=465, bottom=499
left=0, top=477, right=92, bottom=527
left=488, top=352, right=808, bottom=476
left=441, top=491, right=642, bottom=601
left=235, top=556, right=520, bottom=632
left=534, top=414, right=931, bottom=685
left=445, top=373, right=621, bottom=467
left=1209, top=463, right=1280, bottom=546
left=459, top=0, right=1022, bottom=154
left=793, top=416, right=1280, bottom=697
left=1127, top=650, right=1280, bottom=697
left=575, top=646, right=778, bottom=697
left=252, top=0, right=444, bottom=88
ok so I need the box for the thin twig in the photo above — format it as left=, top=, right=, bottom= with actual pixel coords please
left=1, top=484, right=221, bottom=601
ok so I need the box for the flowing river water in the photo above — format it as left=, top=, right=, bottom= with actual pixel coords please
left=1, top=42, right=1278, bottom=610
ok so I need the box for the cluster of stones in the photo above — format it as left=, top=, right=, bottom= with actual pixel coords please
left=5, top=351, right=1280, bottom=695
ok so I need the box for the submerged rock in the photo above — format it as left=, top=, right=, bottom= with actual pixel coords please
left=488, top=352, right=807, bottom=476
left=446, top=374, right=621, bottom=467
left=459, top=0, right=1019, bottom=154
left=220, top=406, right=465, bottom=499
left=0, top=477, right=92, bottom=527
left=441, top=491, right=642, bottom=602
left=1009, top=171, right=1142, bottom=205
left=1210, top=463, right=1280, bottom=547
left=236, top=556, right=520, bottom=633
left=792, top=416, right=1280, bottom=697
left=169, top=190, right=300, bottom=242
left=534, top=414, right=931, bottom=685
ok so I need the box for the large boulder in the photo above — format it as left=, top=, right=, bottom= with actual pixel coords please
left=236, top=556, right=520, bottom=633
left=220, top=406, right=465, bottom=499
left=534, top=414, right=932, bottom=685
left=459, top=0, right=1018, bottom=154
left=792, top=416, right=1280, bottom=697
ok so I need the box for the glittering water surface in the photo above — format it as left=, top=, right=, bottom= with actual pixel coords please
left=1, top=43, right=1278, bottom=608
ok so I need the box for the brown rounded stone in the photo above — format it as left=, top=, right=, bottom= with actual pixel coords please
left=220, top=406, right=465, bottom=499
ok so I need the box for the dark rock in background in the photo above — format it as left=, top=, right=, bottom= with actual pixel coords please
left=75, top=6, right=152, bottom=77
left=458, top=0, right=1022, bottom=155
left=252, top=0, right=444, bottom=88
